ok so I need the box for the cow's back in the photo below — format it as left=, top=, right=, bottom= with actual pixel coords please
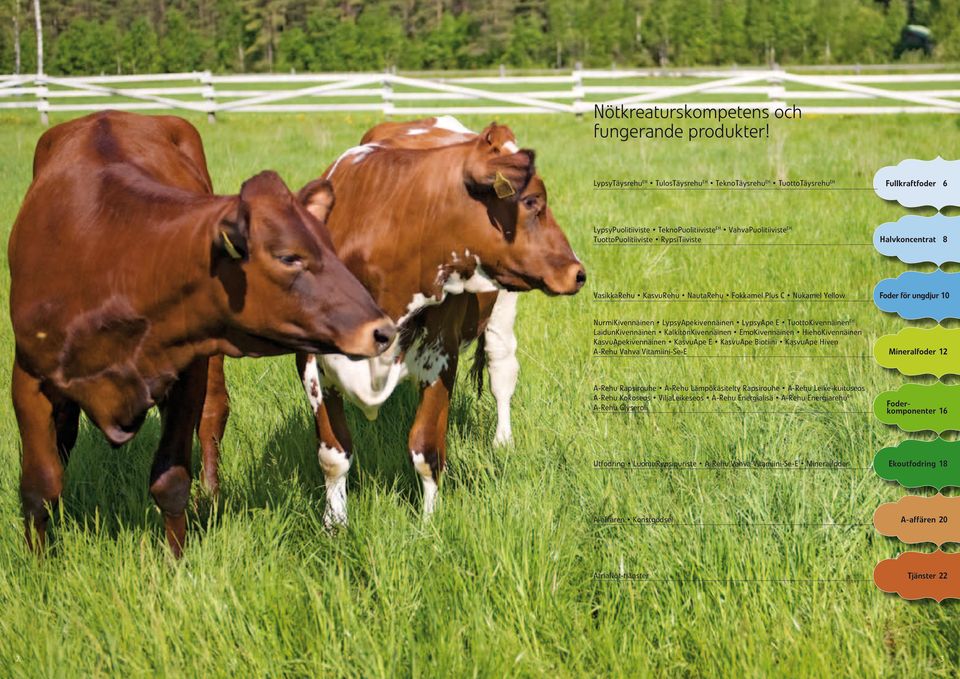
left=360, top=116, right=475, bottom=150
left=31, top=111, right=212, bottom=192
left=12, top=112, right=214, bottom=283
left=9, top=111, right=220, bottom=379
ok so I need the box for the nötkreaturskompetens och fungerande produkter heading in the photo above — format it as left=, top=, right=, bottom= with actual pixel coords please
left=593, top=103, right=802, bottom=142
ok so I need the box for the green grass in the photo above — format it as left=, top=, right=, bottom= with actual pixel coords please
left=0, top=110, right=957, bottom=677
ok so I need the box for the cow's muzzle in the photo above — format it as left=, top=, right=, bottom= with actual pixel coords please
left=546, top=263, right=587, bottom=296
left=338, top=317, right=397, bottom=357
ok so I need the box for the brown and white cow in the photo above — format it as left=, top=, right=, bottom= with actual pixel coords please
left=9, top=111, right=395, bottom=555
left=201, top=115, right=584, bottom=526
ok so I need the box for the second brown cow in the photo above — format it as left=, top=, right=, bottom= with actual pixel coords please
left=201, top=116, right=585, bottom=526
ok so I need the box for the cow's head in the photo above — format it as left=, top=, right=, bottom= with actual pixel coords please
left=462, top=124, right=585, bottom=295
left=213, top=171, right=395, bottom=356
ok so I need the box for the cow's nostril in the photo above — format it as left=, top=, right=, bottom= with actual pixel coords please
left=373, top=323, right=395, bottom=347
left=575, top=268, right=587, bottom=286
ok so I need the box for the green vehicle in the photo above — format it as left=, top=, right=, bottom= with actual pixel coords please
left=896, top=24, right=935, bottom=57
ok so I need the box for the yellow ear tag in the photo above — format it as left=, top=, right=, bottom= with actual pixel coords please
left=493, top=171, right=516, bottom=199
left=221, top=231, right=243, bottom=260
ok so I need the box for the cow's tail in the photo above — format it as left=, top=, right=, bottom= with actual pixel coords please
left=470, top=335, right=487, bottom=397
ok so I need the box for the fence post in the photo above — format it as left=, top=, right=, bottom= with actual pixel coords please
left=573, top=61, right=584, bottom=118
left=382, top=69, right=394, bottom=118
left=36, top=74, right=48, bottom=126
left=767, top=69, right=786, bottom=117
left=201, top=70, right=216, bottom=123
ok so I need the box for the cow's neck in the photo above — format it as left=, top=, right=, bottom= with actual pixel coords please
left=384, top=174, right=498, bottom=324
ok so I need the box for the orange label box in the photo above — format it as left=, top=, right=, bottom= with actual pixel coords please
left=873, top=494, right=960, bottom=546
left=874, top=551, right=960, bottom=602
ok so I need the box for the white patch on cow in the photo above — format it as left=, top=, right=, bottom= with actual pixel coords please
left=301, top=355, right=322, bottom=413
left=432, top=115, right=473, bottom=135
left=318, top=443, right=351, bottom=527
left=408, top=338, right=449, bottom=386
left=411, top=451, right=438, bottom=518
left=503, top=141, right=519, bottom=154
left=321, top=343, right=406, bottom=422
left=441, top=260, right=500, bottom=296
left=485, top=291, right=520, bottom=446
left=326, top=143, right=379, bottom=177
left=400, top=291, right=441, bottom=326
left=352, top=146, right=376, bottom=163
left=320, top=254, right=500, bottom=417
left=406, top=128, right=428, bottom=135
left=421, top=476, right=438, bottom=518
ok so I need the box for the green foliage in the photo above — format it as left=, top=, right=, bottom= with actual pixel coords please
left=0, top=1, right=956, bottom=76
left=356, top=3, right=405, bottom=70
left=122, top=17, right=160, bottom=74
left=407, top=13, right=472, bottom=69
left=504, top=13, right=544, bottom=68
left=160, top=9, right=210, bottom=73
left=50, top=18, right=119, bottom=74
left=276, top=26, right=313, bottom=71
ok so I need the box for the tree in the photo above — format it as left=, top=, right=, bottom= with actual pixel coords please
left=122, top=17, right=160, bottom=73
left=2, top=0, right=956, bottom=75
left=643, top=0, right=676, bottom=65
left=407, top=11, right=472, bottom=68
left=355, top=2, right=405, bottom=69
left=214, top=0, right=246, bottom=71
left=50, top=19, right=104, bottom=74
left=772, top=0, right=817, bottom=64
left=11, top=0, right=21, bottom=73
left=239, top=0, right=289, bottom=71
left=843, top=2, right=889, bottom=62
left=32, top=0, right=40, bottom=73
left=544, top=0, right=578, bottom=68
left=470, top=0, right=513, bottom=64
left=714, top=0, right=748, bottom=64
left=672, top=0, right=715, bottom=65
left=277, top=25, right=313, bottom=71
left=160, top=9, right=209, bottom=72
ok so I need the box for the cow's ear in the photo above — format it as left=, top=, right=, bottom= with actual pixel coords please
left=479, top=122, right=517, bottom=151
left=298, top=179, right=336, bottom=224
left=465, top=148, right=535, bottom=200
left=218, top=199, right=250, bottom=261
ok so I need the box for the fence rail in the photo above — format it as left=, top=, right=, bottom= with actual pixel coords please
left=1, top=68, right=960, bottom=123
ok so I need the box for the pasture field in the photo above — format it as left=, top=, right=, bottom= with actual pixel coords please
left=0, top=109, right=956, bottom=677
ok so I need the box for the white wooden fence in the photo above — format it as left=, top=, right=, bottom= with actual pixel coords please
left=1, top=67, right=960, bottom=124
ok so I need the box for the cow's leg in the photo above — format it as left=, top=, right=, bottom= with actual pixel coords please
left=298, top=353, right=353, bottom=528
left=53, top=398, right=81, bottom=465
left=197, top=354, right=229, bottom=494
left=151, top=357, right=208, bottom=557
left=13, top=357, right=67, bottom=551
left=409, top=359, right=457, bottom=519
left=484, top=291, right=519, bottom=446
left=317, top=390, right=353, bottom=528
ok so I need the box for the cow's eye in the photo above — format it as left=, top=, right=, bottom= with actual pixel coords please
left=276, top=253, right=303, bottom=268
left=523, top=196, right=540, bottom=213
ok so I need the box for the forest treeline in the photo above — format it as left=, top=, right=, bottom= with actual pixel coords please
left=1, top=0, right=959, bottom=75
